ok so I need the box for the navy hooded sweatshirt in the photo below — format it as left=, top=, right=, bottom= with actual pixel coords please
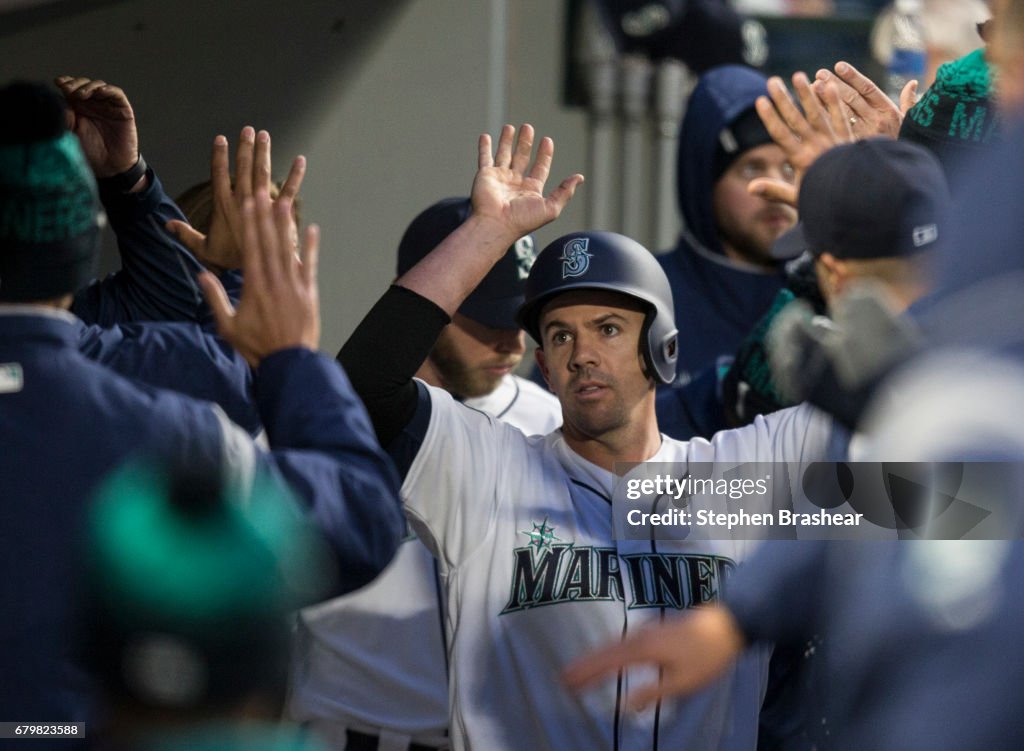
left=658, top=64, right=787, bottom=385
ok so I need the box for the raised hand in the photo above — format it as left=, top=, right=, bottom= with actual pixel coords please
left=562, top=606, right=745, bottom=711
left=167, top=127, right=306, bottom=273
left=54, top=76, right=138, bottom=178
left=748, top=72, right=857, bottom=209
left=395, top=124, right=582, bottom=317
left=471, top=124, right=584, bottom=240
left=198, top=191, right=319, bottom=367
left=812, top=61, right=917, bottom=139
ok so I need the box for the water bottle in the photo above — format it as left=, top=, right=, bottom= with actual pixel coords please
left=886, top=0, right=926, bottom=103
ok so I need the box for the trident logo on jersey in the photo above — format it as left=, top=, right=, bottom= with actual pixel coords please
left=559, top=237, right=592, bottom=279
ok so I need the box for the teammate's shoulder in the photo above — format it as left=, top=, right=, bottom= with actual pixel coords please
left=421, top=378, right=537, bottom=437
left=755, top=402, right=834, bottom=432
left=507, top=375, right=561, bottom=434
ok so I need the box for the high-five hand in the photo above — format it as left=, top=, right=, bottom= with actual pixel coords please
left=471, top=123, right=584, bottom=240
left=167, top=128, right=306, bottom=273
left=396, top=124, right=583, bottom=317
left=199, top=191, right=319, bottom=367
left=55, top=76, right=139, bottom=179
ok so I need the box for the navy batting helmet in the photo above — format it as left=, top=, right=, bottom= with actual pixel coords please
left=516, top=231, right=678, bottom=384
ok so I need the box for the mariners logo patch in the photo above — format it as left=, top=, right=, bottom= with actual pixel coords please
left=519, top=516, right=562, bottom=553
left=559, top=238, right=592, bottom=279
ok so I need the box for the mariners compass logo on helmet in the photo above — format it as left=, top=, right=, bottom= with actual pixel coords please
left=559, top=237, right=592, bottom=279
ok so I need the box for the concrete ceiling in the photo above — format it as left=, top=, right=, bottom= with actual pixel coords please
left=0, top=0, right=131, bottom=36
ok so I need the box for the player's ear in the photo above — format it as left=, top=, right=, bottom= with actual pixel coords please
left=821, top=253, right=852, bottom=294
left=818, top=252, right=841, bottom=277
left=534, top=347, right=554, bottom=391
left=815, top=252, right=841, bottom=305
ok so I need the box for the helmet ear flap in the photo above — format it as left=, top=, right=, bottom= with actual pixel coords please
left=660, top=332, right=679, bottom=382
left=665, top=336, right=678, bottom=363
left=643, top=319, right=675, bottom=383
left=636, top=302, right=679, bottom=386
left=637, top=307, right=660, bottom=384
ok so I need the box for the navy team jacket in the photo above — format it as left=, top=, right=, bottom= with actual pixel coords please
left=0, top=309, right=404, bottom=736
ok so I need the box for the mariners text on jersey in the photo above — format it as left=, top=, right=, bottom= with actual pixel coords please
left=501, top=544, right=735, bottom=613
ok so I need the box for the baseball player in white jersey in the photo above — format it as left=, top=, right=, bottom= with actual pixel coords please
left=337, top=125, right=843, bottom=750
left=289, top=198, right=560, bottom=750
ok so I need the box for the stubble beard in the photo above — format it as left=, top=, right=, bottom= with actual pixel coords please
left=561, top=369, right=629, bottom=440
left=720, top=210, right=795, bottom=268
left=430, top=339, right=514, bottom=399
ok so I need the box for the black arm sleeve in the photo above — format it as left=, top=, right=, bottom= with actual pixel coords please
left=338, top=285, right=451, bottom=447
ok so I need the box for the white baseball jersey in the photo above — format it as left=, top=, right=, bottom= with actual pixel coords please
left=288, top=374, right=560, bottom=746
left=404, top=387, right=838, bottom=751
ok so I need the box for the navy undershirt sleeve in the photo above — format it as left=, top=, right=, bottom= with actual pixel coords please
left=337, top=285, right=450, bottom=470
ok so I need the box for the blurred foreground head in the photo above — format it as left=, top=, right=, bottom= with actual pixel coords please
left=79, top=457, right=335, bottom=742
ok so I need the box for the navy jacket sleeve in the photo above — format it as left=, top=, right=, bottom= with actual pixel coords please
left=76, top=319, right=262, bottom=435
left=655, top=364, right=728, bottom=441
left=71, top=168, right=206, bottom=326
left=725, top=540, right=829, bottom=646
left=251, top=348, right=405, bottom=592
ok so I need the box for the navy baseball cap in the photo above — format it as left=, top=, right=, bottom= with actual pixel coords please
left=397, top=197, right=537, bottom=330
left=768, top=224, right=809, bottom=261
left=712, top=105, right=774, bottom=183
left=794, top=138, right=951, bottom=260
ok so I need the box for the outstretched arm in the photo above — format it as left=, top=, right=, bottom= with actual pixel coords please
left=58, top=76, right=207, bottom=325
left=77, top=319, right=261, bottom=435
left=563, top=606, right=746, bottom=710
left=339, top=124, right=582, bottom=452
left=564, top=541, right=830, bottom=709
left=199, top=188, right=403, bottom=592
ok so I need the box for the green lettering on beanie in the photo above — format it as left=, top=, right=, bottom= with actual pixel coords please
left=914, top=92, right=937, bottom=128
left=949, top=102, right=990, bottom=142
left=906, top=48, right=995, bottom=144
left=0, top=131, right=99, bottom=246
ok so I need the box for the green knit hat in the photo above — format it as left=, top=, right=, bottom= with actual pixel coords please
left=0, top=81, right=104, bottom=301
left=80, top=459, right=337, bottom=710
left=899, top=48, right=999, bottom=170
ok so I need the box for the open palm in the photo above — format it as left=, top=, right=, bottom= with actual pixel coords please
left=472, top=124, right=583, bottom=239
